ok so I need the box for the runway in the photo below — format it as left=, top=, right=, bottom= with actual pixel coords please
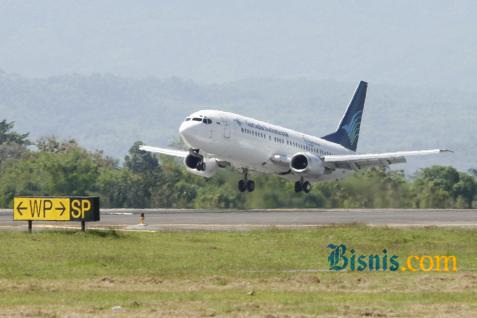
left=1, top=208, right=477, bottom=231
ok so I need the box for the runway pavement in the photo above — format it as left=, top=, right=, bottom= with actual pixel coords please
left=1, top=208, right=476, bottom=231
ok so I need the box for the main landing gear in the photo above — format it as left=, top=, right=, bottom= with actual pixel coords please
left=295, top=179, right=311, bottom=193
left=238, top=168, right=255, bottom=192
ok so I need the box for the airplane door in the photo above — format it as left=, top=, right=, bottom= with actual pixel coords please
left=222, top=118, right=231, bottom=139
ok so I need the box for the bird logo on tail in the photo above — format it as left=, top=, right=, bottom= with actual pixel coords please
left=342, top=110, right=362, bottom=145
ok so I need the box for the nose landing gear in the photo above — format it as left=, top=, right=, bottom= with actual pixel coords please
left=238, top=168, right=255, bottom=192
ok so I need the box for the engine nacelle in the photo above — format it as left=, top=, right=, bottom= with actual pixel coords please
left=184, top=154, right=218, bottom=178
left=290, top=153, right=325, bottom=177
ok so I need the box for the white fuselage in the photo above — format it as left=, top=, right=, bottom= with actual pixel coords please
left=178, top=110, right=352, bottom=181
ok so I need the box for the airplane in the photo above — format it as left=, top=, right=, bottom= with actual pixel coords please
left=140, top=81, right=450, bottom=193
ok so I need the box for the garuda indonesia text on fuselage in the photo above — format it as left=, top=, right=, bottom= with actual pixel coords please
left=140, top=81, right=449, bottom=193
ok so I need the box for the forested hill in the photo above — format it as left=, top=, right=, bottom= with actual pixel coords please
left=0, top=70, right=472, bottom=172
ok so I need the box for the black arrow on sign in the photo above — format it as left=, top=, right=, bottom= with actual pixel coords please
left=16, top=201, right=27, bottom=216
left=56, top=201, right=66, bottom=216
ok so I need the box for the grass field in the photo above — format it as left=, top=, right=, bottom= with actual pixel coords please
left=0, top=226, right=476, bottom=317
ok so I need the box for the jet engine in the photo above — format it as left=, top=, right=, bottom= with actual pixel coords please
left=290, top=153, right=325, bottom=177
left=184, top=153, right=218, bottom=178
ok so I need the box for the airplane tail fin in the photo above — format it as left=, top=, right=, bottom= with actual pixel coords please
left=322, top=81, right=367, bottom=152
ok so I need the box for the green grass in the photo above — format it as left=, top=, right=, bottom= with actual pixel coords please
left=0, top=226, right=476, bottom=317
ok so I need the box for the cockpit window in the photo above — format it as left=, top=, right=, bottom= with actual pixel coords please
left=185, top=117, right=191, bottom=121
left=202, top=117, right=212, bottom=124
left=192, top=117, right=202, bottom=121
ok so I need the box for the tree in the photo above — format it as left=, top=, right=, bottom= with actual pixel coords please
left=0, top=120, right=30, bottom=167
left=453, top=173, right=477, bottom=208
left=411, top=166, right=476, bottom=208
left=36, top=137, right=78, bottom=153
left=0, top=137, right=114, bottom=207
left=125, top=141, right=159, bottom=173
left=0, top=120, right=30, bottom=145
left=122, top=141, right=162, bottom=208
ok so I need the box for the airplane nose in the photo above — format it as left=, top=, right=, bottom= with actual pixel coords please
left=179, top=122, right=188, bottom=136
left=179, top=121, right=196, bottom=144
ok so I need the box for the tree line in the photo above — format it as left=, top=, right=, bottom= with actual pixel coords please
left=0, top=120, right=476, bottom=209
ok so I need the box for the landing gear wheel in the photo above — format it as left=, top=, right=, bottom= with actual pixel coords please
left=238, top=168, right=253, bottom=193
left=303, top=181, right=311, bottom=193
left=246, top=180, right=255, bottom=192
left=238, top=180, right=247, bottom=192
left=294, top=181, right=303, bottom=193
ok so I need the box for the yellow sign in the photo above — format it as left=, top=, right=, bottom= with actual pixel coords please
left=13, top=197, right=100, bottom=221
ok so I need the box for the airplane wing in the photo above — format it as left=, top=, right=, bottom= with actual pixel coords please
left=139, top=145, right=188, bottom=158
left=323, top=149, right=451, bottom=170
left=140, top=145, right=232, bottom=169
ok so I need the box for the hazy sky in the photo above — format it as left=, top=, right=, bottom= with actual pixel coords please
left=1, top=1, right=476, bottom=90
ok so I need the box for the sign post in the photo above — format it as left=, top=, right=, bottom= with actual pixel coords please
left=13, top=196, right=100, bottom=232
